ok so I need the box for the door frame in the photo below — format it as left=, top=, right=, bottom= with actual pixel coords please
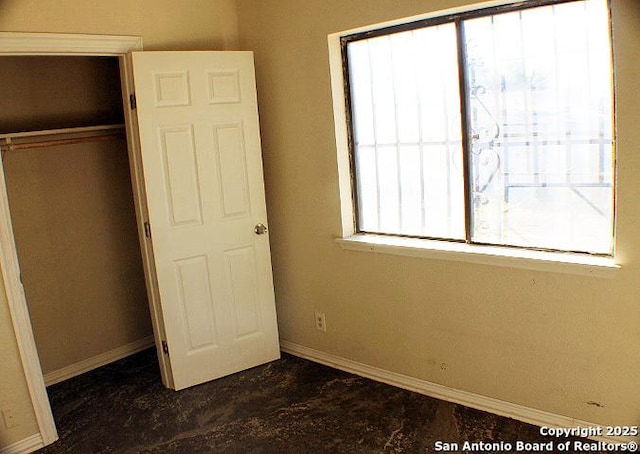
left=0, top=32, right=171, bottom=450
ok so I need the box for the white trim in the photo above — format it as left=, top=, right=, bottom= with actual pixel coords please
left=327, top=32, right=355, bottom=239
left=280, top=340, right=635, bottom=445
left=336, top=234, right=619, bottom=278
left=0, top=157, right=57, bottom=446
left=0, top=434, right=44, bottom=454
left=0, top=32, right=143, bottom=451
left=44, top=336, right=154, bottom=386
left=0, top=32, right=142, bottom=56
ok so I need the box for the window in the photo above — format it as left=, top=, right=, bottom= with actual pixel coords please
left=342, top=0, right=615, bottom=256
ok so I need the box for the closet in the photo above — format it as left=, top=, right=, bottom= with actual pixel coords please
left=0, top=56, right=153, bottom=384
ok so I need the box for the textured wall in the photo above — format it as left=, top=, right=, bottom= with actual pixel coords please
left=237, top=0, right=640, bottom=426
left=0, top=57, right=151, bottom=377
left=3, top=138, right=152, bottom=376
left=0, top=0, right=239, bottom=51
left=0, top=57, right=125, bottom=133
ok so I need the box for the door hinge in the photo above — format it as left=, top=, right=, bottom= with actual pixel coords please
left=162, top=340, right=169, bottom=356
left=129, top=93, right=137, bottom=110
left=144, top=221, right=151, bottom=239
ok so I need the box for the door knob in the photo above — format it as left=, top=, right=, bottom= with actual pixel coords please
left=254, top=223, right=268, bottom=235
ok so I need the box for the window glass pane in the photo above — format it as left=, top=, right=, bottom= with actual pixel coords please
left=347, top=24, right=465, bottom=239
left=464, top=0, right=614, bottom=254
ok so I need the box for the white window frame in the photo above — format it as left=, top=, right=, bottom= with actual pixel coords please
left=328, top=0, right=619, bottom=278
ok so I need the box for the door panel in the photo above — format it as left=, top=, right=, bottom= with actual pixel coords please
left=131, top=51, right=280, bottom=390
left=225, top=245, right=261, bottom=338
left=214, top=123, right=251, bottom=218
left=159, top=125, right=203, bottom=226
left=174, top=255, right=218, bottom=351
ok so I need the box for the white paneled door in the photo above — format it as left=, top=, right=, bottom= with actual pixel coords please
left=131, top=51, right=279, bottom=390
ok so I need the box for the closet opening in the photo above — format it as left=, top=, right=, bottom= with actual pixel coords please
left=0, top=55, right=157, bottom=395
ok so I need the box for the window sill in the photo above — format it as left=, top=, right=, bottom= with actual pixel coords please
left=335, top=234, right=619, bottom=278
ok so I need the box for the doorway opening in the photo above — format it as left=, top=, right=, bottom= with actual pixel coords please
left=0, top=33, right=150, bottom=450
left=0, top=54, right=156, bottom=382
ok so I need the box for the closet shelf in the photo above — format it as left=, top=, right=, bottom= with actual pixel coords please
left=0, top=124, right=126, bottom=152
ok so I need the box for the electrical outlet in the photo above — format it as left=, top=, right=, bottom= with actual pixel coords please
left=314, top=311, right=326, bottom=332
left=2, top=407, right=17, bottom=429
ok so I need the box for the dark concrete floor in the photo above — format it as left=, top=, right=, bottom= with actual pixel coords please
left=38, top=348, right=602, bottom=453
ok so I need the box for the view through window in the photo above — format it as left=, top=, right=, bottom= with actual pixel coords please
left=344, top=0, right=614, bottom=255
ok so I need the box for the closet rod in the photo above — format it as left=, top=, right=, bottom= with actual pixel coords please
left=0, top=124, right=125, bottom=140
left=3, top=132, right=125, bottom=151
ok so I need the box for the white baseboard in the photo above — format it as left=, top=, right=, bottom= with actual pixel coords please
left=44, top=335, right=155, bottom=386
left=0, top=434, right=44, bottom=454
left=280, top=340, right=632, bottom=444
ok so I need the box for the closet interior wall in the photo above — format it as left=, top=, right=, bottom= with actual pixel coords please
left=0, top=56, right=152, bottom=379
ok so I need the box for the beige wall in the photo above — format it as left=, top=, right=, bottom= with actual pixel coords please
left=0, top=57, right=151, bottom=376
left=0, top=1, right=240, bottom=449
left=238, top=0, right=640, bottom=426
left=3, top=136, right=152, bottom=376
left=0, top=57, right=124, bottom=133
left=0, top=0, right=239, bottom=51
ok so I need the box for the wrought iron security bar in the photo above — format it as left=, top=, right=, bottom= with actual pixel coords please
left=342, top=0, right=614, bottom=255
